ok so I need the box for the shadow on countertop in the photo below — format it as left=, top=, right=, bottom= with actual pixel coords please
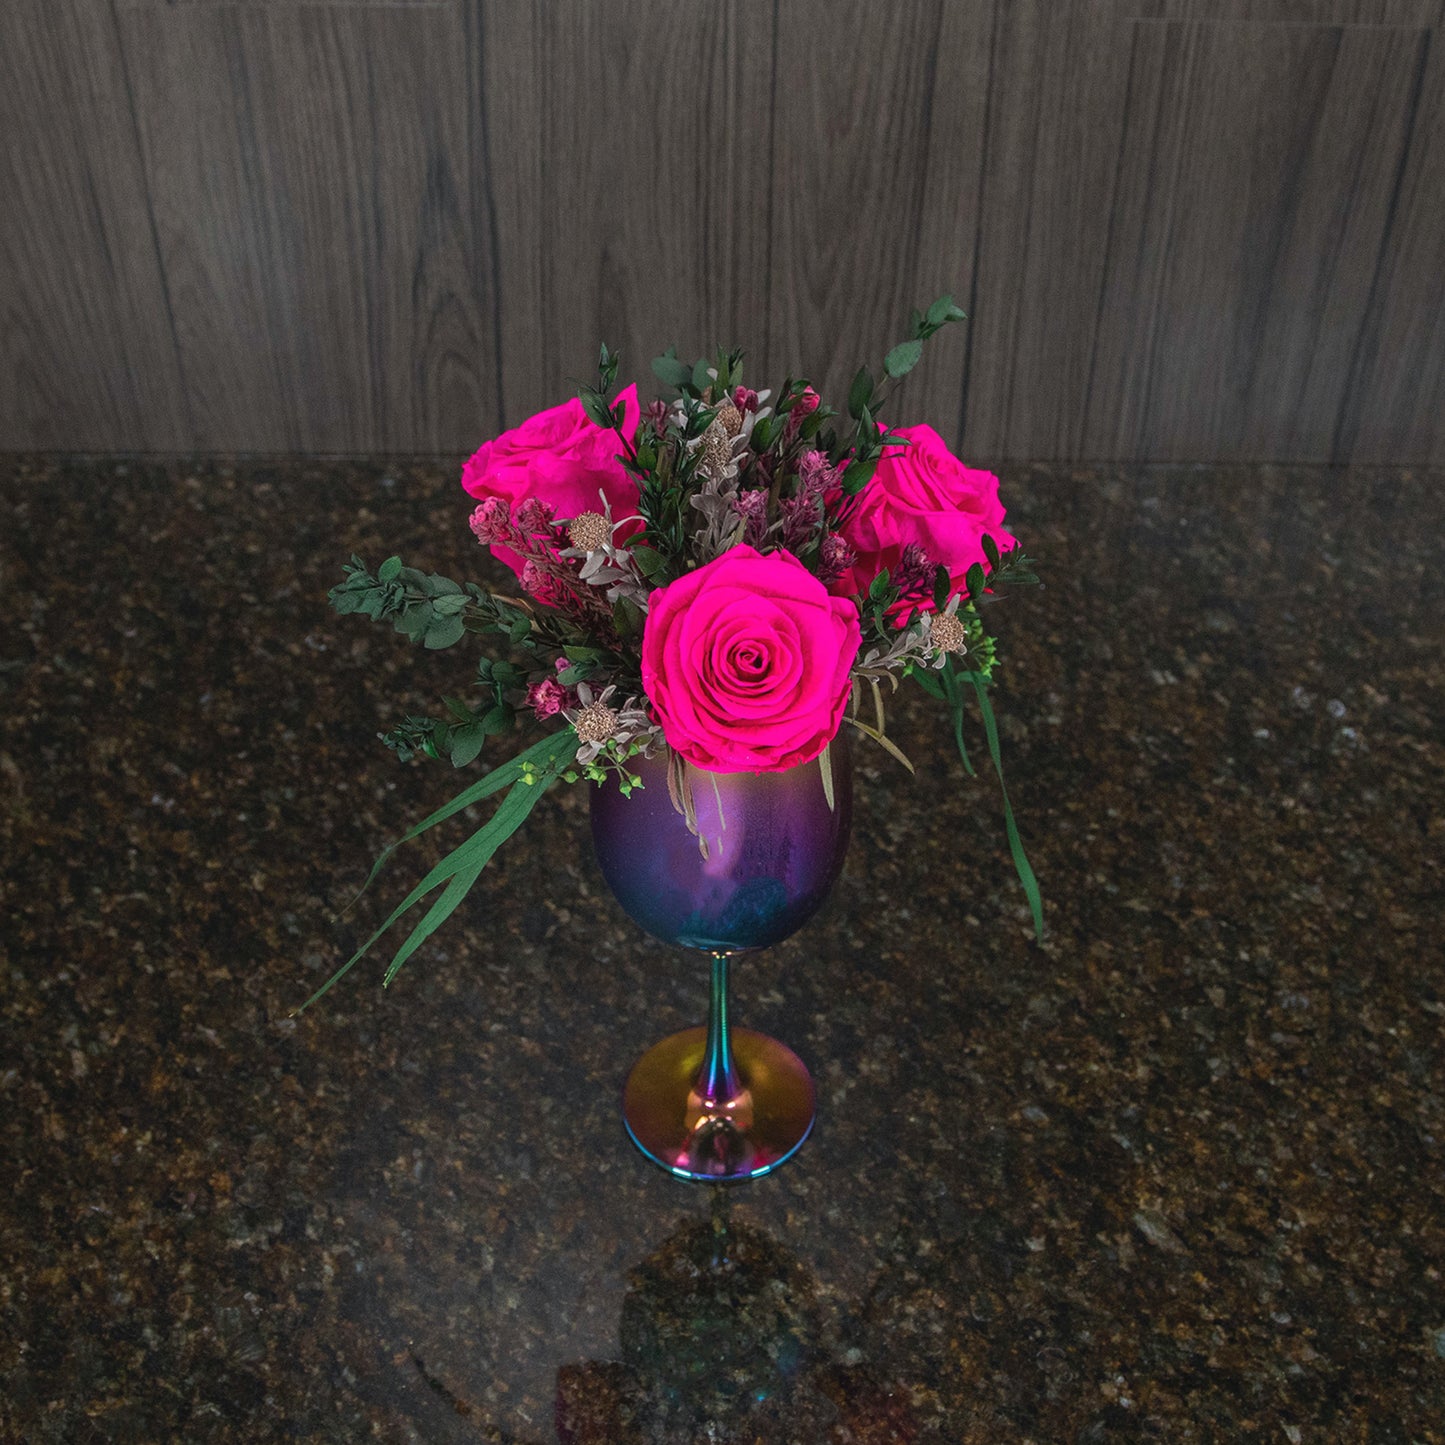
left=1, top=456, right=1442, bottom=1443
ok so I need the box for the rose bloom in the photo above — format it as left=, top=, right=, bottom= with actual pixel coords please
left=832, top=423, right=1016, bottom=601
left=461, top=386, right=641, bottom=575
left=642, top=546, right=861, bottom=773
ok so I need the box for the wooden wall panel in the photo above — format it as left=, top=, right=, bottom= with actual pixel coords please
left=1336, top=31, right=1445, bottom=462
left=961, top=0, right=1138, bottom=459
left=969, top=6, right=1436, bottom=462
left=1084, top=19, right=1428, bottom=461
left=1, top=0, right=1442, bottom=461
left=766, top=0, right=994, bottom=441
left=117, top=0, right=491, bottom=453
left=0, top=2, right=189, bottom=451
left=1122, top=0, right=1437, bottom=21
left=477, top=0, right=775, bottom=430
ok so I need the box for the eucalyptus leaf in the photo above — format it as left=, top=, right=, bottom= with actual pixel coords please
left=884, top=339, right=924, bottom=378
left=449, top=721, right=487, bottom=769
left=424, top=614, right=466, bottom=650
left=652, top=350, right=692, bottom=388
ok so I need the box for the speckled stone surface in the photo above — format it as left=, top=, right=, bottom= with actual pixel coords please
left=2, top=456, right=1442, bottom=1443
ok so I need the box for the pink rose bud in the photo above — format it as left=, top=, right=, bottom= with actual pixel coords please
left=795, top=386, right=820, bottom=416
left=732, top=386, right=759, bottom=415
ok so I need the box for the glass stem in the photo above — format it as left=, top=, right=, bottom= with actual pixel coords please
left=697, top=950, right=743, bottom=1106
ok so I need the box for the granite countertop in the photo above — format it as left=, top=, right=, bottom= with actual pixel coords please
left=1, top=457, right=1441, bottom=1443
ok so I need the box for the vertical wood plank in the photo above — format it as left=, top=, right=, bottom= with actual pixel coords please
left=964, top=0, right=1138, bottom=459
left=1336, top=31, right=1445, bottom=463
left=479, top=0, right=775, bottom=427
left=0, top=1, right=189, bottom=451
left=1082, top=19, right=1427, bottom=461
left=117, top=0, right=492, bottom=452
left=766, top=0, right=994, bottom=445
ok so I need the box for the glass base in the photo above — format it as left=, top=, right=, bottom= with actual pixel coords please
left=623, top=1026, right=816, bottom=1183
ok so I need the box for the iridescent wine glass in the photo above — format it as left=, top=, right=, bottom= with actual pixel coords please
left=590, top=734, right=852, bottom=1183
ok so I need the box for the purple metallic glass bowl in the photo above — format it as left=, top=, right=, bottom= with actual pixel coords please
left=589, top=735, right=853, bottom=954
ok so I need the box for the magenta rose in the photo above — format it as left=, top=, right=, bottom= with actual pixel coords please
left=461, top=385, right=641, bottom=575
left=642, top=546, right=861, bottom=773
left=832, top=423, right=1016, bottom=601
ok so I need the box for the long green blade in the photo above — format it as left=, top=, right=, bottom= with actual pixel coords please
left=941, top=663, right=975, bottom=777
left=348, top=728, right=578, bottom=902
left=301, top=729, right=578, bottom=1009
left=961, top=671, right=1044, bottom=941
left=381, top=766, right=556, bottom=986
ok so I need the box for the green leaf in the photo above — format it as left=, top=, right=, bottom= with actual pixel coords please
left=631, top=545, right=671, bottom=583
left=377, top=556, right=402, bottom=583
left=910, top=666, right=946, bottom=700
left=933, top=564, right=952, bottom=612
left=848, top=367, right=874, bottom=419
left=981, top=533, right=1001, bottom=571
left=884, top=339, right=924, bottom=379
left=842, top=458, right=878, bottom=496
left=613, top=594, right=643, bottom=640
left=692, top=357, right=713, bottom=394
left=449, top=721, right=487, bottom=769
left=478, top=704, right=512, bottom=735
left=431, top=593, right=468, bottom=617
left=424, top=614, right=466, bottom=650
left=925, top=295, right=955, bottom=329
left=580, top=391, right=614, bottom=429
left=964, top=563, right=986, bottom=602
left=940, top=663, right=974, bottom=778
left=960, top=672, right=1043, bottom=942
left=651, top=349, right=692, bottom=389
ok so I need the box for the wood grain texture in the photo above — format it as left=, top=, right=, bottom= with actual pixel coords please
left=962, top=0, right=1138, bottom=460
left=117, top=0, right=492, bottom=452
left=2, top=0, right=1442, bottom=460
left=969, top=4, right=1438, bottom=462
left=1336, top=26, right=1445, bottom=461
left=476, top=0, right=776, bottom=432
left=0, top=1, right=189, bottom=450
left=765, top=0, right=994, bottom=445
left=1122, top=0, right=1437, bottom=22
left=1083, top=19, right=1429, bottom=461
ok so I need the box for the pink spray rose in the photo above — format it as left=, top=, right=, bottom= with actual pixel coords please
left=461, top=386, right=641, bottom=575
left=641, top=546, right=861, bottom=773
left=832, top=424, right=1015, bottom=601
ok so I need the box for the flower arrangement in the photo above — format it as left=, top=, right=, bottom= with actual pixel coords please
left=312, top=297, right=1040, bottom=1006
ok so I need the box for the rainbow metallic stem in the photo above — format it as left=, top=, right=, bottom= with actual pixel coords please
left=697, top=952, right=742, bottom=1107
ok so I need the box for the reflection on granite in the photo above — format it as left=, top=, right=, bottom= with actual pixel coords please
left=1, top=456, right=1442, bottom=1443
